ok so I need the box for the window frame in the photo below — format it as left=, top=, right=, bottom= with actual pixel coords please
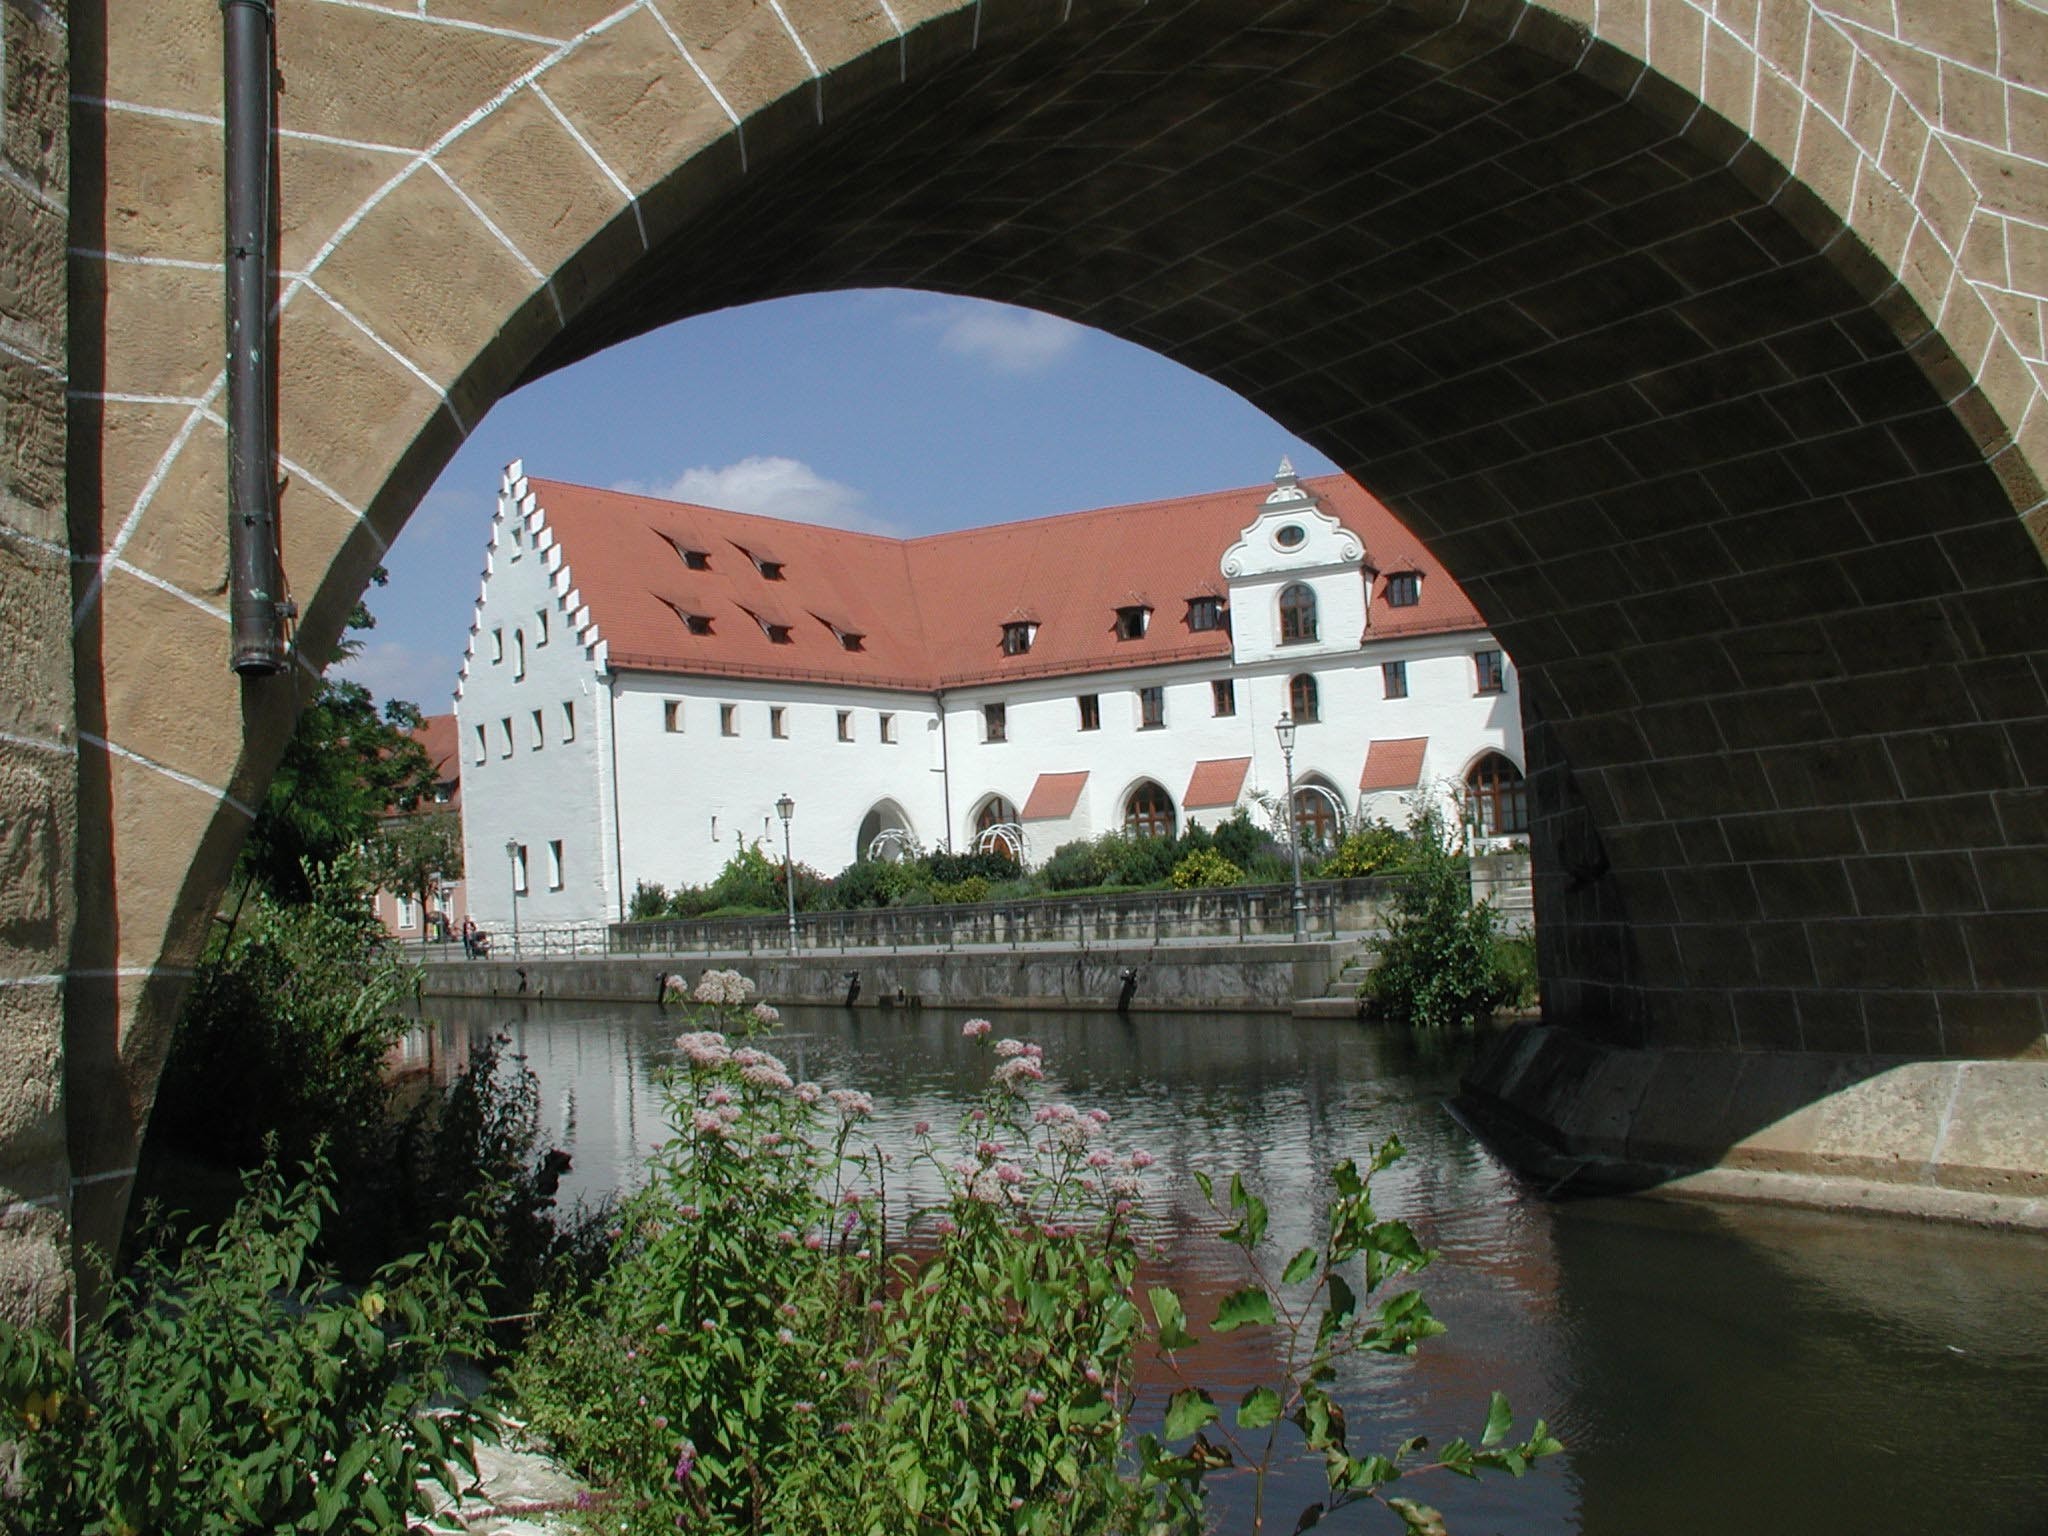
left=1212, top=678, right=1236, bottom=717
left=663, top=699, right=683, bottom=734
left=770, top=705, right=788, bottom=739
left=1288, top=672, right=1320, bottom=724
left=547, top=839, right=564, bottom=891
left=1114, top=605, right=1150, bottom=641
left=1187, top=596, right=1226, bottom=633
left=879, top=712, right=896, bottom=744
left=562, top=700, right=576, bottom=741
left=1278, top=582, right=1318, bottom=644
left=837, top=709, right=854, bottom=743
left=1138, top=685, right=1165, bottom=730
left=1077, top=693, right=1100, bottom=732
left=530, top=707, right=544, bottom=749
left=1386, top=571, right=1421, bottom=608
left=1474, top=649, right=1507, bottom=695
left=1123, top=781, right=1176, bottom=839
left=720, top=703, right=739, bottom=737
left=984, top=702, right=1007, bottom=744
left=1001, top=621, right=1034, bottom=656
left=1464, top=752, right=1529, bottom=838
left=499, top=717, right=514, bottom=758
left=1382, top=660, right=1408, bottom=700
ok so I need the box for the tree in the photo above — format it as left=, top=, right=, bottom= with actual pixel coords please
left=368, top=811, right=464, bottom=933
left=238, top=575, right=437, bottom=903
left=1359, top=801, right=1519, bottom=1028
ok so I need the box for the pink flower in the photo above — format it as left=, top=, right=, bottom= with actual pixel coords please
left=994, top=1057, right=1044, bottom=1088
left=994, top=1038, right=1028, bottom=1059
left=751, top=1001, right=781, bottom=1026
left=913, top=1120, right=931, bottom=1136
left=1087, top=1107, right=1111, bottom=1125
left=826, top=1088, right=874, bottom=1120
left=804, top=1233, right=824, bottom=1250
left=962, top=1019, right=993, bottom=1039
left=996, top=1163, right=1026, bottom=1186
left=1129, top=1150, right=1155, bottom=1169
left=707, top=1087, right=733, bottom=1107
left=1087, top=1150, right=1112, bottom=1169
left=795, top=1082, right=822, bottom=1104
left=675, top=1030, right=730, bottom=1068
left=692, top=1109, right=726, bottom=1136
left=675, top=1443, right=696, bottom=1485
left=976, top=1139, right=1005, bottom=1157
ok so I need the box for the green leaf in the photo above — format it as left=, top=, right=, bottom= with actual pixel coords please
left=1386, top=1497, right=1447, bottom=1535
left=1292, top=1502, right=1325, bottom=1534
left=1236, top=1386, right=1282, bottom=1430
left=1211, top=1287, right=1276, bottom=1333
left=1149, top=1286, right=1195, bottom=1351
left=1281, top=1246, right=1319, bottom=1285
left=1481, top=1389, right=1512, bottom=1447
left=1163, top=1388, right=1219, bottom=1442
left=1192, top=1170, right=1214, bottom=1203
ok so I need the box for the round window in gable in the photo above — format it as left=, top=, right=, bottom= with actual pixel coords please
left=1274, top=524, right=1306, bottom=549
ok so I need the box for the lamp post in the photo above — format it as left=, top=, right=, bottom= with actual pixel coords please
left=776, top=793, right=798, bottom=956
left=504, top=837, right=522, bottom=958
left=1275, top=713, right=1306, bottom=942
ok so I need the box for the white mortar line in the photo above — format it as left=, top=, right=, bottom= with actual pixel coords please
left=0, top=333, right=64, bottom=378
left=69, top=389, right=211, bottom=406
left=309, top=0, right=565, bottom=46
left=766, top=0, right=825, bottom=124
left=77, top=731, right=256, bottom=818
left=426, top=161, right=564, bottom=326
left=1923, top=1061, right=1969, bottom=1183
left=104, top=559, right=231, bottom=622
left=644, top=4, right=747, bottom=171
left=0, top=524, right=68, bottom=561
left=877, top=0, right=907, bottom=80
left=70, top=248, right=226, bottom=273
left=193, top=408, right=379, bottom=534
left=74, top=382, right=223, bottom=630
left=72, top=95, right=219, bottom=128
left=532, top=83, right=649, bottom=251
left=300, top=280, right=459, bottom=419
left=0, top=728, right=76, bottom=757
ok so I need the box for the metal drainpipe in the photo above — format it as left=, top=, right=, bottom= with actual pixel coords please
left=223, top=0, right=288, bottom=676
left=935, top=690, right=954, bottom=853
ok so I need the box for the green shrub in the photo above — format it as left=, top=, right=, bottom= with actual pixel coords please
left=1040, top=838, right=1104, bottom=892
left=1208, top=808, right=1271, bottom=869
left=926, top=849, right=1018, bottom=884
left=1316, top=820, right=1411, bottom=879
left=628, top=879, right=670, bottom=920
left=931, top=873, right=993, bottom=905
left=1, top=1151, right=496, bottom=1535
left=1360, top=804, right=1520, bottom=1028
left=1169, top=847, right=1244, bottom=889
left=824, top=856, right=914, bottom=911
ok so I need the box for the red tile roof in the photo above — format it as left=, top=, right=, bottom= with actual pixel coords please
left=1184, top=756, right=1251, bottom=809
left=523, top=472, right=1486, bottom=692
left=385, top=713, right=461, bottom=817
left=1020, top=771, right=1090, bottom=821
left=1360, top=737, right=1429, bottom=792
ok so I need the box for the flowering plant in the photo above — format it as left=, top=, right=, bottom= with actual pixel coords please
left=510, top=984, right=1555, bottom=1535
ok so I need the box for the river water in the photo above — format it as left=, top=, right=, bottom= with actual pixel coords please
left=416, top=996, right=2048, bottom=1534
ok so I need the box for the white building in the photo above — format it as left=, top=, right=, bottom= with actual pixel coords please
left=453, top=459, right=1525, bottom=933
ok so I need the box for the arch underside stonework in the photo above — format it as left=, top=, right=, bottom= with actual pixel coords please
left=11, top=0, right=2048, bottom=1307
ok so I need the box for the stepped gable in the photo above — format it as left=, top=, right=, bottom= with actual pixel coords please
left=517, top=472, right=1485, bottom=690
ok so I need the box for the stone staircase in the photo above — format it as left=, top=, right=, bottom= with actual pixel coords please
left=1291, top=935, right=1379, bottom=1019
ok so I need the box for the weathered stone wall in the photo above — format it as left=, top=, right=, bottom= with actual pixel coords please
left=0, top=0, right=70, bottom=1330
left=16, top=0, right=2047, bottom=1286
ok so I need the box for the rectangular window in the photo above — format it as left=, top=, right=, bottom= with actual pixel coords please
left=837, top=709, right=854, bottom=742
left=1475, top=649, right=1507, bottom=695
left=514, top=629, right=526, bottom=679
left=880, top=712, right=896, bottom=744
left=1115, top=605, right=1149, bottom=640
left=1139, top=686, right=1165, bottom=730
left=721, top=704, right=739, bottom=737
left=1077, top=693, right=1100, bottom=731
left=1211, top=679, right=1235, bottom=717
left=1387, top=572, right=1421, bottom=607
left=535, top=609, right=549, bottom=646
left=562, top=700, right=576, bottom=742
left=1383, top=660, right=1408, bottom=699
left=663, top=700, right=683, bottom=733
left=491, top=627, right=504, bottom=664
left=530, top=708, right=544, bottom=749
left=1187, top=596, right=1225, bottom=632
left=1001, top=622, right=1033, bottom=656
left=396, top=893, right=414, bottom=928
left=984, top=703, right=1007, bottom=743
left=512, top=842, right=528, bottom=895
left=682, top=547, right=710, bottom=571
left=771, top=706, right=788, bottom=739
left=547, top=839, right=563, bottom=891
left=473, top=723, right=487, bottom=764
left=499, top=718, right=514, bottom=758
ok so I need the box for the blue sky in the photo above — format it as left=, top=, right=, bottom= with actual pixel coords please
left=339, top=289, right=1337, bottom=710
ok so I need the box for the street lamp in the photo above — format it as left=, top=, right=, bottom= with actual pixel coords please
left=776, top=793, right=798, bottom=956
left=1275, top=713, right=1307, bottom=942
left=504, top=837, right=522, bottom=958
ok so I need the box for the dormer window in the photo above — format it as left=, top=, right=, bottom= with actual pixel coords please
left=681, top=548, right=710, bottom=571
left=686, top=614, right=712, bottom=636
left=757, top=559, right=784, bottom=581
left=747, top=611, right=792, bottom=644
left=839, top=631, right=863, bottom=652
left=815, top=613, right=865, bottom=651
left=1187, top=596, right=1226, bottom=633
left=1387, top=571, right=1421, bottom=607
left=1115, top=605, right=1150, bottom=641
left=1001, top=621, right=1035, bottom=656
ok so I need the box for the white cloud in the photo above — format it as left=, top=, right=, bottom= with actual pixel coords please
left=921, top=300, right=1082, bottom=375
left=617, top=456, right=898, bottom=535
left=334, top=638, right=460, bottom=713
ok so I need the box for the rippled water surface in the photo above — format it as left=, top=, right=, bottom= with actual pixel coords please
left=419, top=997, right=2048, bottom=1535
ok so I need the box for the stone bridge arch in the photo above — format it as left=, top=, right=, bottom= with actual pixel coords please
left=9, top=0, right=2048, bottom=1313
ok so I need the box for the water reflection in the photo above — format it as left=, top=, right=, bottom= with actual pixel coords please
left=414, top=997, right=2048, bottom=1535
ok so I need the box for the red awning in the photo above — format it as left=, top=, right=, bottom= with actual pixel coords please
left=1183, top=756, right=1251, bottom=810
left=1359, top=737, right=1428, bottom=791
left=1021, top=771, right=1089, bottom=820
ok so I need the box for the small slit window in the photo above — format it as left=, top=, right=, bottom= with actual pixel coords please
left=880, top=712, right=896, bottom=744
left=663, top=700, right=683, bottom=733
left=770, top=706, right=788, bottom=739
left=837, top=710, right=854, bottom=743
left=530, top=708, right=544, bottom=748
left=547, top=839, right=564, bottom=891
left=535, top=610, right=549, bottom=646
left=562, top=701, right=576, bottom=741
left=721, top=704, right=739, bottom=737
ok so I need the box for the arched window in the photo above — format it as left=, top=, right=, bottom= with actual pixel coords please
left=1279, top=583, right=1318, bottom=644
left=1123, top=781, right=1176, bottom=839
left=972, top=797, right=1021, bottom=863
left=1288, top=673, right=1319, bottom=723
left=1292, top=777, right=1343, bottom=852
left=1464, top=753, right=1529, bottom=838
left=858, top=801, right=916, bottom=862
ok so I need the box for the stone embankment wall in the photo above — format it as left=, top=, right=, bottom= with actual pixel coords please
left=1462, top=1024, right=2048, bottom=1231
left=423, top=942, right=1340, bottom=1015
